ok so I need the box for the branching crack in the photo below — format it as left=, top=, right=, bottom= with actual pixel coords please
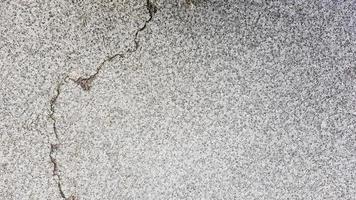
left=47, top=1, right=159, bottom=198
left=72, top=0, right=158, bottom=91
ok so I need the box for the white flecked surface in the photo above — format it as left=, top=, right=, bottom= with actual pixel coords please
left=1, top=0, right=356, bottom=199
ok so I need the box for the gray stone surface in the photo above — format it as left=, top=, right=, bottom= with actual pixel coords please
left=1, top=0, right=356, bottom=199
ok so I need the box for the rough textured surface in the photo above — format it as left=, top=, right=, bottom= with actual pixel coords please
left=1, top=0, right=356, bottom=199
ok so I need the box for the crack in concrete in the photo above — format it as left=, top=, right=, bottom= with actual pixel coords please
left=49, top=83, right=61, bottom=140
left=48, top=83, right=77, bottom=200
left=46, top=1, right=159, bottom=198
left=72, top=53, right=124, bottom=91
left=133, top=0, right=158, bottom=51
left=72, top=0, right=158, bottom=91
left=49, top=144, right=67, bottom=199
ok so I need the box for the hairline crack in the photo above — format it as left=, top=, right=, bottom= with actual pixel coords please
left=46, top=1, right=159, bottom=198
left=48, top=83, right=76, bottom=200
left=72, top=0, right=158, bottom=91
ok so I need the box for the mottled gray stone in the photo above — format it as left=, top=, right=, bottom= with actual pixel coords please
left=1, top=0, right=355, bottom=199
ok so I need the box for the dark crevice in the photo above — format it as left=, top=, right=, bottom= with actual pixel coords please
left=73, top=0, right=158, bottom=91
left=47, top=1, right=159, bottom=198
left=49, top=83, right=61, bottom=140
left=132, top=0, right=158, bottom=52
left=50, top=144, right=66, bottom=199
left=71, top=53, right=124, bottom=91
left=57, top=182, right=67, bottom=199
left=48, top=83, right=76, bottom=200
left=50, top=144, right=60, bottom=176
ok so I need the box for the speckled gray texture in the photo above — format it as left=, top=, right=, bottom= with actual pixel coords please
left=1, top=0, right=356, bottom=199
